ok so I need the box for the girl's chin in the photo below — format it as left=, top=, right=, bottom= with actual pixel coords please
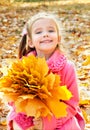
left=40, top=44, right=54, bottom=49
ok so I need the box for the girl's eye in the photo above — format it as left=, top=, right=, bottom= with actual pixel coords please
left=48, top=30, right=54, bottom=32
left=35, top=31, right=42, bottom=34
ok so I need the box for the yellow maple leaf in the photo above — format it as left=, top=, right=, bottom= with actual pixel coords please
left=0, top=55, right=72, bottom=119
left=83, top=55, right=90, bottom=65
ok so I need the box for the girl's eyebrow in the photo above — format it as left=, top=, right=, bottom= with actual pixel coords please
left=48, top=26, right=55, bottom=29
left=34, top=28, right=42, bottom=32
left=48, top=26, right=56, bottom=30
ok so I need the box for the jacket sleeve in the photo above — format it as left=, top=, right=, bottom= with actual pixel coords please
left=43, top=61, right=80, bottom=130
left=62, top=60, right=79, bottom=108
left=56, top=60, right=80, bottom=128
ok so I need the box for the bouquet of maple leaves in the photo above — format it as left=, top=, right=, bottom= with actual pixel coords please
left=0, top=55, right=72, bottom=119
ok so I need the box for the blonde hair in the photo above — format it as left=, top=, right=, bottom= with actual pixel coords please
left=26, top=12, right=65, bottom=51
left=18, top=12, right=65, bottom=58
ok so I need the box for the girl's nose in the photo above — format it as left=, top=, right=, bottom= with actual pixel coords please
left=43, top=32, right=48, bottom=37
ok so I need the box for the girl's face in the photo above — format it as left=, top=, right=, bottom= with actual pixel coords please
left=29, top=18, right=60, bottom=59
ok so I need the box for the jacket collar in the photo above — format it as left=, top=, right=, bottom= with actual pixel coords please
left=47, top=49, right=67, bottom=73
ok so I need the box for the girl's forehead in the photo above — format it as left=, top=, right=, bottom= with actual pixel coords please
left=32, top=18, right=57, bottom=28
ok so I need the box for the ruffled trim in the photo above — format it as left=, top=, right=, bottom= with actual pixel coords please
left=14, top=113, right=34, bottom=130
left=47, top=50, right=67, bottom=73
left=7, top=111, right=33, bottom=130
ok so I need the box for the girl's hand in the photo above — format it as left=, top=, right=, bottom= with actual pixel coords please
left=33, top=117, right=43, bottom=130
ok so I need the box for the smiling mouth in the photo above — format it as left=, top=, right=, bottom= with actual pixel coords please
left=40, top=40, right=52, bottom=43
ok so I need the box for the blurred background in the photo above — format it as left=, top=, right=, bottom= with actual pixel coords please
left=0, top=0, right=90, bottom=129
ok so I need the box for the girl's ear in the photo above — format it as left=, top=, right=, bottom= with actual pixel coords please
left=27, top=36, right=34, bottom=48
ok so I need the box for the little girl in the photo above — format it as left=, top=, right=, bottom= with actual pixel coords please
left=7, top=12, right=85, bottom=130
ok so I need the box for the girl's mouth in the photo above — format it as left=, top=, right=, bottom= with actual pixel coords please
left=40, top=40, right=52, bottom=44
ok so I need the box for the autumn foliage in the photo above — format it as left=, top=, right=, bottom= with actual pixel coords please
left=0, top=55, right=72, bottom=119
left=0, top=1, right=90, bottom=129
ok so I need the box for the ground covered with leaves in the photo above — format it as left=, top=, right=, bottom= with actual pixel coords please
left=0, top=1, right=90, bottom=129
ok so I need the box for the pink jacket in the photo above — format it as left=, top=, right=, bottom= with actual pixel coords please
left=7, top=49, right=85, bottom=130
